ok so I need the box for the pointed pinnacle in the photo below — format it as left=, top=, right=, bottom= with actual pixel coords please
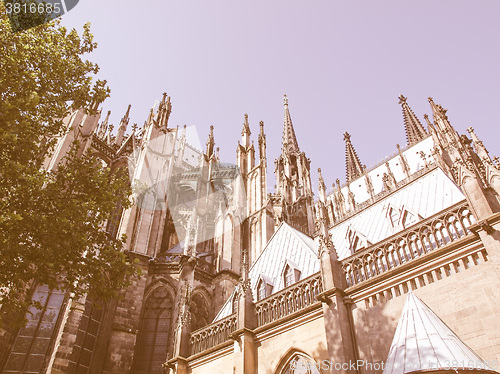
left=282, top=95, right=299, bottom=154
left=399, top=95, right=427, bottom=145
left=344, top=132, right=364, bottom=182
left=318, top=168, right=326, bottom=190
left=206, top=125, right=215, bottom=156
left=242, top=113, right=251, bottom=135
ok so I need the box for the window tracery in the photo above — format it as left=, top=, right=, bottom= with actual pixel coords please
left=134, top=287, right=173, bottom=374
left=278, top=353, right=321, bottom=374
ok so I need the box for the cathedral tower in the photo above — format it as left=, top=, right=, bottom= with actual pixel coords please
left=272, top=95, right=315, bottom=236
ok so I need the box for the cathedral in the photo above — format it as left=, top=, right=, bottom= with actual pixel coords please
left=2, top=93, right=500, bottom=374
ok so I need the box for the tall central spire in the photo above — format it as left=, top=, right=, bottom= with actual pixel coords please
left=282, top=95, right=299, bottom=154
left=344, top=132, right=364, bottom=182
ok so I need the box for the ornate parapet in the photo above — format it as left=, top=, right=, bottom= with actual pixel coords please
left=255, top=273, right=323, bottom=327
left=189, top=313, right=237, bottom=356
left=342, top=200, right=475, bottom=287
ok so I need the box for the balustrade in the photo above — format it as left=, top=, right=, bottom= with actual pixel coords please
left=255, top=273, right=323, bottom=327
left=190, top=313, right=237, bottom=355
left=342, top=201, right=474, bottom=287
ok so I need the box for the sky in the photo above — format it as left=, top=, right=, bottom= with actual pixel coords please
left=60, top=0, right=500, bottom=195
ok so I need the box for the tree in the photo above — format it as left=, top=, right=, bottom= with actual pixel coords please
left=0, top=5, right=138, bottom=321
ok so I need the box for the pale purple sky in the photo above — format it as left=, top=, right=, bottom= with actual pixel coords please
left=61, top=1, right=500, bottom=194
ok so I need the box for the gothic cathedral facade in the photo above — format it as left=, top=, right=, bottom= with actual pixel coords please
left=2, top=94, right=500, bottom=374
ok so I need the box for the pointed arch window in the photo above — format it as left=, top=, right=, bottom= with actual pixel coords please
left=69, top=298, right=106, bottom=374
left=258, top=279, right=266, bottom=301
left=284, top=265, right=294, bottom=287
left=387, top=206, right=400, bottom=227
left=190, top=292, right=209, bottom=331
left=277, top=353, right=321, bottom=374
left=134, top=287, right=173, bottom=374
left=282, top=263, right=301, bottom=288
left=255, top=275, right=274, bottom=301
left=401, top=209, right=418, bottom=228
left=346, top=226, right=370, bottom=254
left=3, top=285, right=66, bottom=374
left=231, top=294, right=238, bottom=314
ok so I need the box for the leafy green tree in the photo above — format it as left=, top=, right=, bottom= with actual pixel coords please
left=0, top=5, right=138, bottom=321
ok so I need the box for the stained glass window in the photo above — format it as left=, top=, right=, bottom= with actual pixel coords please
left=280, top=353, right=321, bottom=374
left=3, top=285, right=66, bottom=374
left=284, top=265, right=294, bottom=287
left=69, top=299, right=105, bottom=374
left=133, top=287, right=173, bottom=374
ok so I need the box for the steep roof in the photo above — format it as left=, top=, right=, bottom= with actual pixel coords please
left=330, top=166, right=465, bottom=260
left=213, top=222, right=320, bottom=321
left=383, top=293, right=491, bottom=374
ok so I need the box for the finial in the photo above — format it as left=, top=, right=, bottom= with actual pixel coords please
left=343, top=131, right=351, bottom=142
left=283, top=94, right=288, bottom=106
left=398, top=94, right=407, bottom=104
left=242, top=113, right=251, bottom=136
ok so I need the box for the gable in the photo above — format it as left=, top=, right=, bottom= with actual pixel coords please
left=330, top=167, right=465, bottom=260
left=213, top=222, right=320, bottom=321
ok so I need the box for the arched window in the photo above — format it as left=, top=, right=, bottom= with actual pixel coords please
left=3, top=285, right=66, bottom=374
left=284, top=265, right=294, bottom=288
left=190, top=293, right=209, bottom=331
left=257, top=280, right=266, bottom=301
left=134, top=287, right=173, bottom=374
left=69, top=298, right=105, bottom=374
left=231, top=294, right=238, bottom=314
left=401, top=209, right=417, bottom=228
left=278, top=353, right=321, bottom=374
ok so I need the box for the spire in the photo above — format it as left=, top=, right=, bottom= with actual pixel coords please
left=258, top=120, right=266, bottom=160
left=344, top=132, right=364, bottom=182
left=242, top=113, right=251, bottom=135
left=383, top=293, right=491, bottom=374
left=398, top=95, right=427, bottom=145
left=318, top=168, right=326, bottom=203
left=282, top=95, right=300, bottom=154
left=364, top=166, right=375, bottom=200
left=106, top=124, right=113, bottom=146
left=396, top=144, right=411, bottom=179
left=115, top=105, right=130, bottom=146
left=97, top=110, right=111, bottom=138
left=206, top=125, right=215, bottom=157
left=156, top=93, right=171, bottom=129
left=241, top=113, right=251, bottom=148
left=467, top=127, right=490, bottom=160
